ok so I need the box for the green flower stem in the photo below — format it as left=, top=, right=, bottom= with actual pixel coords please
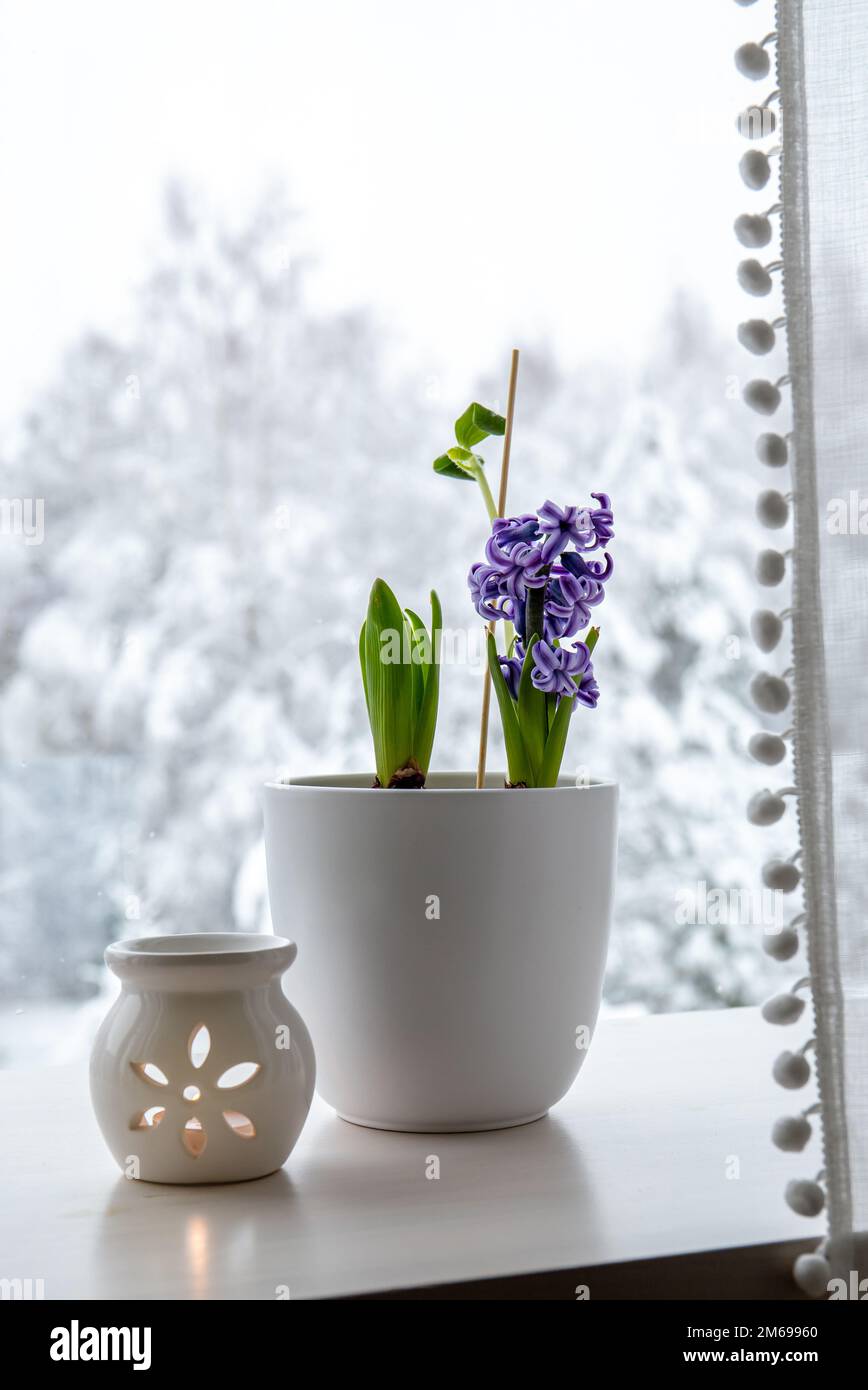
left=525, top=577, right=550, bottom=731
left=466, top=457, right=497, bottom=523
left=467, top=456, right=517, bottom=649
left=526, top=585, right=546, bottom=660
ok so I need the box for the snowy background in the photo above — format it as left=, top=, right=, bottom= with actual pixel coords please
left=0, top=0, right=790, bottom=1064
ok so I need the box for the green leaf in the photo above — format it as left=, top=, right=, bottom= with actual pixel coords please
left=487, top=631, right=529, bottom=786
left=538, top=693, right=575, bottom=788
left=359, top=620, right=370, bottom=718
left=404, top=605, right=431, bottom=727
left=413, top=590, right=442, bottom=775
left=517, top=635, right=547, bottom=783
left=364, top=578, right=415, bottom=786
left=545, top=690, right=558, bottom=730
left=433, top=451, right=475, bottom=482
left=585, top=625, right=600, bottom=655
left=403, top=608, right=429, bottom=688
left=404, top=613, right=425, bottom=723
left=454, top=402, right=506, bottom=450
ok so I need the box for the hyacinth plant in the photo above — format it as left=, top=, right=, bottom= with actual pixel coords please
left=469, top=497, right=613, bottom=785
left=359, top=578, right=442, bottom=788
left=358, top=388, right=613, bottom=789
left=434, top=398, right=614, bottom=787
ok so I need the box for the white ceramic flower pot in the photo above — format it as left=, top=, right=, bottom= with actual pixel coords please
left=90, top=934, right=315, bottom=1184
left=263, top=772, right=617, bottom=1132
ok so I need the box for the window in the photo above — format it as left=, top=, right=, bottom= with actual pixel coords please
left=0, top=0, right=781, bottom=1064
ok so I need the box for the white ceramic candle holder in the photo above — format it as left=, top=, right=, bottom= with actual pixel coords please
left=90, top=934, right=315, bottom=1184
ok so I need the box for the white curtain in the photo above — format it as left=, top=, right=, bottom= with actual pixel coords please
left=777, top=0, right=868, bottom=1283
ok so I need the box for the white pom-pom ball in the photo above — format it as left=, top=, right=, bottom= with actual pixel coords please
left=738, top=318, right=776, bottom=353
left=735, top=42, right=771, bottom=79
left=762, top=858, right=801, bottom=892
left=738, top=258, right=773, bottom=295
left=793, top=1251, right=831, bottom=1299
left=773, top=1050, right=811, bottom=1088
left=772, top=1114, right=812, bottom=1152
left=744, top=379, right=782, bottom=415
left=785, top=1178, right=825, bottom=1218
left=734, top=215, right=772, bottom=249
left=737, top=105, right=777, bottom=138
left=757, top=490, right=789, bottom=528
left=749, top=731, right=787, bottom=765
left=747, top=789, right=787, bottom=825
left=740, top=150, right=771, bottom=190
left=756, top=549, right=787, bottom=585
left=750, top=609, right=784, bottom=651
left=762, top=992, right=806, bottom=1025
left=764, top=926, right=799, bottom=961
left=756, top=432, right=788, bottom=467
left=750, top=671, right=790, bottom=713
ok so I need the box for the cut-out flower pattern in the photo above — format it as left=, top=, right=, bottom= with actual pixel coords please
left=130, top=1023, right=261, bottom=1158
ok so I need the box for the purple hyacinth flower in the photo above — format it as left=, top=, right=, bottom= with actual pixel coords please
left=543, top=606, right=573, bottom=643
left=498, top=644, right=525, bottom=701
left=560, top=549, right=613, bottom=591
left=575, top=660, right=599, bottom=708
left=468, top=499, right=610, bottom=738
left=492, top=513, right=540, bottom=551
left=586, top=551, right=614, bottom=585
left=572, top=492, right=614, bottom=551
left=468, top=562, right=503, bottom=622
left=536, top=499, right=594, bottom=563
left=590, top=492, right=614, bottom=547
left=502, top=594, right=526, bottom=642
left=545, top=573, right=593, bottom=640
left=484, top=535, right=547, bottom=601
left=530, top=639, right=591, bottom=699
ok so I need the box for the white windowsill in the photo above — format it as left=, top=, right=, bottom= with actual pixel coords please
left=0, top=1006, right=822, bottom=1300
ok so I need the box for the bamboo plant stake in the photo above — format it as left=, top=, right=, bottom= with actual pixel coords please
left=476, top=348, right=520, bottom=788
